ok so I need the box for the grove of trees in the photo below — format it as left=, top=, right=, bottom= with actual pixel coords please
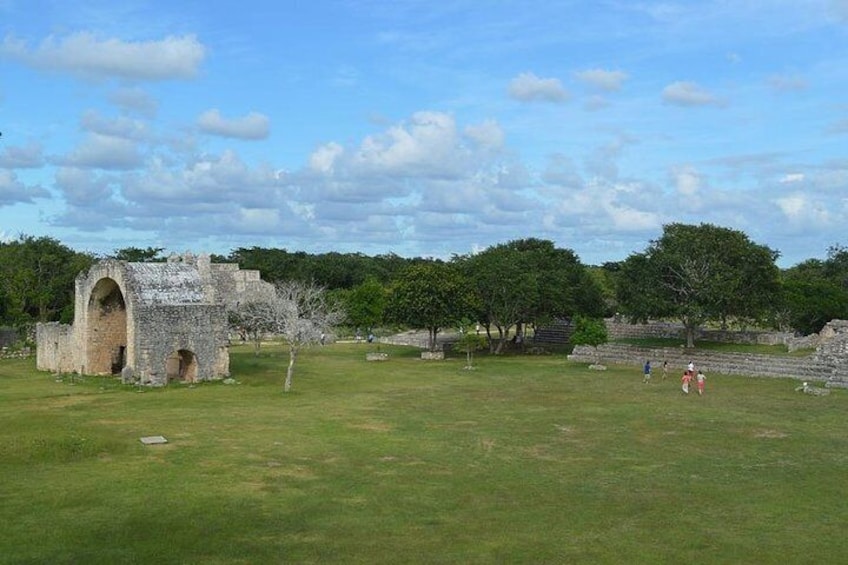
left=2, top=226, right=847, bottom=351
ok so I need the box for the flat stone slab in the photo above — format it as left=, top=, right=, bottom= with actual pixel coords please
left=140, top=435, right=168, bottom=445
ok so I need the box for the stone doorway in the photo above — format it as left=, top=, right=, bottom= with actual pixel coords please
left=165, top=349, right=198, bottom=383
left=86, top=278, right=128, bottom=375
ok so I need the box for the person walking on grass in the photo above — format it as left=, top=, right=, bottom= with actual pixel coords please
left=662, top=360, right=668, bottom=381
left=696, top=370, right=707, bottom=396
left=682, top=371, right=693, bottom=394
left=643, top=360, right=652, bottom=383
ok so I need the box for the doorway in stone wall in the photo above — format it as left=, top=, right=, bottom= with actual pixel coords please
left=86, top=278, right=128, bottom=375
left=165, top=349, right=198, bottom=383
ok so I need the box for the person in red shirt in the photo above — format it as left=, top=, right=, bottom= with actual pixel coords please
left=681, top=371, right=693, bottom=395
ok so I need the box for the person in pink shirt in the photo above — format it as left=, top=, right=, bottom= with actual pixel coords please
left=681, top=371, right=693, bottom=395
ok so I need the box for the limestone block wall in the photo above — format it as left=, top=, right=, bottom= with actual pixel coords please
left=36, top=322, right=77, bottom=373
left=132, top=303, right=229, bottom=385
left=604, top=320, right=792, bottom=345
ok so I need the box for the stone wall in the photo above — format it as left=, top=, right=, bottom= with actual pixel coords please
left=35, top=322, right=76, bottom=373
left=132, top=304, right=229, bottom=385
left=605, top=319, right=792, bottom=345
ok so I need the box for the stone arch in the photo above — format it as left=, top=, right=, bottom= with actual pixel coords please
left=165, top=349, right=199, bottom=383
left=86, top=278, right=128, bottom=375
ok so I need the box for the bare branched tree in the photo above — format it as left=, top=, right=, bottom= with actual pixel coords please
left=267, top=280, right=345, bottom=392
left=228, top=300, right=273, bottom=355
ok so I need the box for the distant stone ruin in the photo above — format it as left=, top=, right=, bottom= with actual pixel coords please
left=36, top=253, right=274, bottom=386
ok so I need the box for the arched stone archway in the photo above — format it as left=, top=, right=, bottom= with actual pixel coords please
left=165, top=349, right=199, bottom=383
left=86, top=278, right=127, bottom=375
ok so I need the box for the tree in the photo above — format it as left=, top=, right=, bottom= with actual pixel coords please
left=0, top=235, right=94, bottom=329
left=342, top=276, right=387, bottom=332
left=778, top=247, right=848, bottom=335
left=455, top=331, right=488, bottom=369
left=385, top=262, right=475, bottom=352
left=463, top=238, right=604, bottom=354
left=110, top=246, right=166, bottom=262
left=569, top=315, right=608, bottom=365
left=228, top=300, right=273, bottom=355
left=265, top=281, right=345, bottom=392
left=616, top=223, right=781, bottom=347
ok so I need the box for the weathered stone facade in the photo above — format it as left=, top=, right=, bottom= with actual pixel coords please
left=36, top=253, right=274, bottom=386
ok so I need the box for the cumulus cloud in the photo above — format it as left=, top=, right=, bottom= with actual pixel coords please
left=0, top=141, right=44, bottom=168
left=81, top=110, right=149, bottom=140
left=464, top=119, right=505, bottom=150
left=0, top=170, right=50, bottom=206
left=197, top=109, right=271, bottom=140
left=775, top=192, right=832, bottom=225
left=55, top=133, right=143, bottom=170
left=54, top=167, right=115, bottom=206
left=575, top=68, right=628, bottom=91
left=0, top=32, right=205, bottom=81
left=508, top=72, right=569, bottom=103
left=672, top=165, right=703, bottom=196
left=122, top=150, right=284, bottom=206
left=108, top=87, right=159, bottom=118
left=662, top=81, right=723, bottom=107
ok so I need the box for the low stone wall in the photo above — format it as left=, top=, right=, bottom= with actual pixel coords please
left=568, top=343, right=841, bottom=386
left=605, top=320, right=792, bottom=346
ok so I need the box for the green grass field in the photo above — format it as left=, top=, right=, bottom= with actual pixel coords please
left=1, top=343, right=845, bottom=564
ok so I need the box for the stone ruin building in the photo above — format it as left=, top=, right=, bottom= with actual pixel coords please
left=36, top=253, right=274, bottom=386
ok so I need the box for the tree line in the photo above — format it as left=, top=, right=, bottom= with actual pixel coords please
left=1, top=225, right=847, bottom=347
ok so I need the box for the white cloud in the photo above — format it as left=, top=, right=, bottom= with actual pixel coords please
left=0, top=141, right=44, bottom=168
left=0, top=170, right=50, bottom=205
left=1, top=32, right=205, bottom=81
left=575, top=68, right=628, bottom=91
left=775, top=193, right=831, bottom=225
left=197, top=109, right=270, bottom=140
left=508, top=72, right=569, bottom=103
left=464, top=119, right=505, bottom=150
left=108, top=87, right=158, bottom=118
left=55, top=133, right=143, bottom=170
left=672, top=165, right=703, bottom=195
left=55, top=167, right=115, bottom=206
left=309, top=142, right=344, bottom=173
left=81, top=110, right=149, bottom=140
left=351, top=111, right=467, bottom=177
left=779, top=173, right=805, bottom=184
left=662, top=81, right=723, bottom=107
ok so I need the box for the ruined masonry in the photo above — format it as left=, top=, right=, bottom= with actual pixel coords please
left=36, top=253, right=274, bottom=386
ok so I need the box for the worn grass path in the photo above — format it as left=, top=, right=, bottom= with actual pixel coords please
left=1, top=343, right=846, bottom=564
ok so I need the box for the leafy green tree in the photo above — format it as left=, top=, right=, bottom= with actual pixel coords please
left=455, top=331, right=488, bottom=369
left=342, top=276, right=387, bottom=332
left=616, top=223, right=781, bottom=347
left=463, top=238, right=604, bottom=354
left=569, top=315, right=608, bottom=365
left=110, top=246, right=166, bottom=262
left=385, top=261, right=475, bottom=352
left=778, top=247, right=848, bottom=335
left=0, top=235, right=94, bottom=329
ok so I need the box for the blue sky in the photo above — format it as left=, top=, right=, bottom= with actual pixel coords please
left=1, top=0, right=846, bottom=266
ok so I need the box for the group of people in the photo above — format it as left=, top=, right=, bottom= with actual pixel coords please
left=643, top=359, right=707, bottom=396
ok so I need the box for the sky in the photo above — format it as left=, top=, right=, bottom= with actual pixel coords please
left=1, top=0, right=847, bottom=267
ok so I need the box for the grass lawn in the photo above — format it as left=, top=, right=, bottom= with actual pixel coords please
left=1, top=343, right=845, bottom=564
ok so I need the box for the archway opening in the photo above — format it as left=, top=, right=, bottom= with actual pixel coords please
left=86, top=278, right=127, bottom=375
left=165, top=349, right=198, bottom=383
